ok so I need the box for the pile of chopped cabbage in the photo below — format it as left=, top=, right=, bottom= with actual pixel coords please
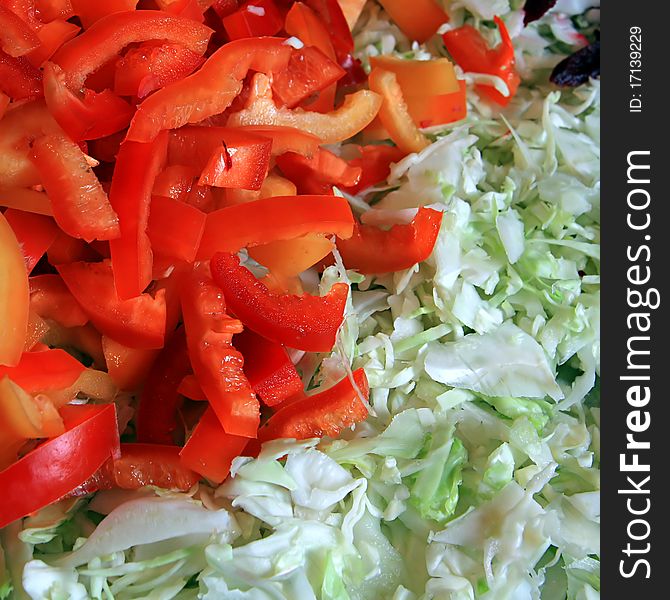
left=1, top=1, right=600, bottom=598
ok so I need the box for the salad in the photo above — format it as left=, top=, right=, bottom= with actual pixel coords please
left=0, top=0, right=600, bottom=598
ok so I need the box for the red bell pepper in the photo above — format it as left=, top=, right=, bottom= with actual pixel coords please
left=159, top=0, right=205, bottom=22
left=0, top=349, right=86, bottom=393
left=271, top=46, right=345, bottom=109
left=136, top=327, right=192, bottom=444
left=35, top=0, right=75, bottom=22
left=212, top=0, right=239, bottom=18
left=233, top=328, right=303, bottom=407
left=29, top=274, right=89, bottom=328
left=232, top=125, right=320, bottom=157
left=109, top=132, right=169, bottom=300
left=197, top=194, right=354, bottom=259
left=26, top=19, right=80, bottom=68
left=336, top=207, right=443, bottom=274
left=147, top=195, right=206, bottom=263
left=178, top=374, right=205, bottom=400
left=258, top=368, right=369, bottom=442
left=70, top=0, right=139, bottom=28
left=378, top=0, right=448, bottom=43
left=127, top=37, right=293, bottom=142
left=0, top=4, right=40, bottom=58
left=247, top=232, right=333, bottom=277
left=3, top=209, right=59, bottom=274
left=57, top=260, right=167, bottom=349
left=303, top=0, right=353, bottom=63
left=30, top=133, right=121, bottom=242
left=42, top=62, right=134, bottom=141
left=180, top=406, right=249, bottom=483
left=341, top=144, right=405, bottom=194
left=113, top=41, right=205, bottom=99
left=276, top=148, right=361, bottom=194
left=442, top=16, right=520, bottom=106
left=211, top=252, right=348, bottom=352
left=25, top=310, right=50, bottom=352
left=52, top=10, right=212, bottom=90
left=47, top=230, right=101, bottom=265
left=0, top=213, right=30, bottom=367
left=222, top=0, right=283, bottom=40
left=0, top=50, right=42, bottom=100
left=0, top=402, right=119, bottom=528
left=181, top=267, right=260, bottom=438
left=0, top=188, right=52, bottom=216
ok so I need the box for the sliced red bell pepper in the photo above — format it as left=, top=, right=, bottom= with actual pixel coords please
left=35, top=0, right=75, bottom=22
left=25, top=310, right=50, bottom=352
left=3, top=209, right=59, bottom=274
left=114, top=41, right=205, bottom=99
left=271, top=46, right=344, bottom=109
left=211, top=252, right=348, bottom=352
left=442, top=16, right=520, bottom=106
left=227, top=88, right=382, bottom=144
left=29, top=274, right=89, bottom=328
left=0, top=4, right=40, bottom=58
left=161, top=0, right=205, bottom=22
left=0, top=91, right=8, bottom=119
left=70, top=0, right=139, bottom=28
left=52, top=10, right=212, bottom=89
left=57, top=260, right=167, bottom=349
left=0, top=50, right=42, bottom=100
left=26, top=19, right=80, bottom=68
left=152, top=164, right=199, bottom=200
left=248, top=232, right=334, bottom=277
left=336, top=207, right=443, bottom=274
left=222, top=0, right=283, bottom=40
left=0, top=349, right=86, bottom=393
left=102, top=337, right=159, bottom=392
left=30, top=133, right=121, bottom=242
left=126, top=37, right=293, bottom=142
left=378, top=0, right=448, bottom=43
left=233, top=328, right=303, bottom=407
left=178, top=374, right=205, bottom=400
left=199, top=138, right=271, bottom=191
left=136, top=327, right=192, bottom=444
left=0, top=403, right=119, bottom=528
left=181, top=267, right=260, bottom=438
left=47, top=230, right=101, bottom=265
left=0, top=212, right=30, bottom=367
left=276, top=148, right=361, bottom=194
left=180, top=406, right=249, bottom=483
left=42, top=62, right=135, bottom=141
left=147, top=195, right=206, bottom=263
left=212, top=0, right=239, bottom=18
left=258, top=368, right=369, bottom=442
left=232, top=125, right=320, bottom=157
left=197, top=194, right=354, bottom=259
left=303, top=0, right=353, bottom=63
left=109, top=131, right=169, bottom=300
left=0, top=188, right=52, bottom=216
left=341, top=144, right=405, bottom=194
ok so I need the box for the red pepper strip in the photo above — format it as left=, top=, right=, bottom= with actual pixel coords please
left=0, top=50, right=42, bottom=100
left=180, top=406, right=249, bottom=483
left=222, top=0, right=283, bottom=40
left=52, top=10, right=212, bottom=90
left=109, top=132, right=169, bottom=300
left=181, top=267, right=260, bottom=438
left=160, top=0, right=205, bottom=22
left=442, top=16, right=520, bottom=106
left=43, top=62, right=134, bottom=142
left=152, top=165, right=215, bottom=212
left=198, top=136, right=272, bottom=190
left=3, top=209, right=59, bottom=274
left=233, top=328, right=303, bottom=407
left=35, top=0, right=75, bottom=22
left=24, top=311, right=49, bottom=352
left=70, top=0, right=139, bottom=28
left=276, top=148, right=361, bottom=195
left=178, top=374, right=205, bottom=400
left=126, top=37, right=293, bottom=142
left=336, top=208, right=443, bottom=274
left=30, top=274, right=89, bottom=328
left=30, top=134, right=121, bottom=242
left=0, top=92, right=8, bottom=119
left=0, top=349, right=86, bottom=393
left=57, top=260, right=167, bottom=349
left=211, top=252, right=348, bottom=352
left=258, top=368, right=369, bottom=442
left=212, top=0, right=239, bottom=18
left=271, top=46, right=345, bottom=109
left=26, top=20, right=81, bottom=68
left=197, top=194, right=354, bottom=259
left=303, top=0, right=353, bottom=63
left=0, top=402, right=119, bottom=528
left=147, top=196, right=206, bottom=263
left=113, top=41, right=205, bottom=99
left=378, top=0, right=448, bottom=43
left=0, top=188, right=52, bottom=216
left=341, top=144, right=405, bottom=194
left=232, top=125, right=320, bottom=158
left=136, top=327, right=192, bottom=444
left=0, top=4, right=40, bottom=58
left=47, top=230, right=101, bottom=265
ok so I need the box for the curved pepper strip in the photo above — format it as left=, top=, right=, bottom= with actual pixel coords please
left=211, top=252, right=349, bottom=352
left=0, top=4, right=40, bottom=58
left=0, top=402, right=120, bottom=528
left=0, top=50, right=42, bottom=100
left=26, top=19, right=81, bottom=68
left=3, top=209, right=59, bottom=274
left=197, top=194, right=354, bottom=259
left=275, top=148, right=362, bottom=195
left=181, top=266, right=260, bottom=438
left=30, top=274, right=89, bottom=329
left=52, top=10, right=212, bottom=89
left=336, top=207, right=443, bottom=274
left=127, top=37, right=293, bottom=142
left=257, top=368, right=369, bottom=443
left=0, top=349, right=86, bottom=393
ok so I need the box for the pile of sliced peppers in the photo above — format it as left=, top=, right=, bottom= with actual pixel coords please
left=0, top=0, right=518, bottom=529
